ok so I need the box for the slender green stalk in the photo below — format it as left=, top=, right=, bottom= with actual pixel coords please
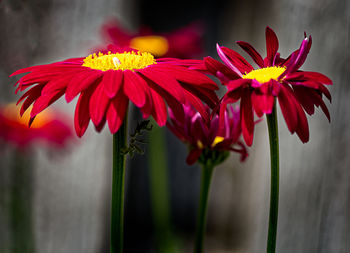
left=266, top=104, right=280, bottom=253
left=194, top=163, right=215, bottom=253
left=11, top=151, right=35, bottom=253
left=111, top=121, right=128, bottom=253
left=149, top=125, right=178, bottom=252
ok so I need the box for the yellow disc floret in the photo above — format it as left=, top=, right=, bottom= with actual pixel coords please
left=130, top=36, right=169, bottom=57
left=3, top=103, right=52, bottom=129
left=82, top=51, right=156, bottom=71
left=242, top=66, right=286, bottom=83
left=211, top=136, right=225, bottom=147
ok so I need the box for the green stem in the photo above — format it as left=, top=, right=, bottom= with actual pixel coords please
left=11, top=151, right=35, bottom=253
left=111, top=121, right=128, bottom=253
left=149, top=125, right=178, bottom=252
left=266, top=104, right=280, bottom=253
left=194, top=163, right=215, bottom=253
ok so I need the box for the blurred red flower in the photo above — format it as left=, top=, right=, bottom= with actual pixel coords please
left=0, top=103, right=73, bottom=149
left=100, top=19, right=204, bottom=58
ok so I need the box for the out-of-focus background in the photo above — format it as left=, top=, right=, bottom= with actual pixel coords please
left=0, top=0, right=349, bottom=252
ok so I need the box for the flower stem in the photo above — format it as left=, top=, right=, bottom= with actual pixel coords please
left=111, top=121, right=128, bottom=253
left=194, top=162, right=215, bottom=253
left=266, top=104, right=280, bottom=253
left=149, top=125, right=178, bottom=252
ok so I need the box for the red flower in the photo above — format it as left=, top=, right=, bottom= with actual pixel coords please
left=0, top=103, right=73, bottom=149
left=11, top=48, right=218, bottom=137
left=101, top=18, right=204, bottom=58
left=167, top=103, right=247, bottom=165
left=200, top=27, right=332, bottom=146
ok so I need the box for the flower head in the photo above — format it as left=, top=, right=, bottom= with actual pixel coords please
left=167, top=103, right=247, bottom=165
left=201, top=27, right=332, bottom=145
left=101, top=19, right=204, bottom=58
left=11, top=48, right=218, bottom=137
left=0, top=103, right=73, bottom=149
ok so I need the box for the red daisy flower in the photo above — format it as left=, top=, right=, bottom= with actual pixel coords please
left=0, top=103, right=73, bottom=149
left=11, top=48, right=218, bottom=137
left=167, top=103, right=247, bottom=165
left=100, top=18, right=204, bottom=58
left=200, top=27, right=332, bottom=146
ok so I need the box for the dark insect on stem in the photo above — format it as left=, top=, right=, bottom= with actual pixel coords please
left=121, top=120, right=153, bottom=157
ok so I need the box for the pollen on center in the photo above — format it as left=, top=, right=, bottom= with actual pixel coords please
left=82, top=51, right=157, bottom=71
left=242, top=66, right=286, bottom=83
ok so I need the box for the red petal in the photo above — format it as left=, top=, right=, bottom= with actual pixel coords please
left=277, top=84, right=298, bottom=133
left=150, top=89, right=167, bottom=126
left=89, top=83, right=110, bottom=126
left=295, top=101, right=309, bottom=143
left=204, top=56, right=241, bottom=81
left=285, top=71, right=332, bottom=85
left=293, top=86, right=315, bottom=116
left=102, top=70, right=123, bottom=98
left=265, top=27, right=279, bottom=66
left=251, top=92, right=274, bottom=117
left=186, top=148, right=202, bottom=165
left=237, top=41, right=264, bottom=68
left=155, top=64, right=218, bottom=90
left=240, top=90, right=254, bottom=146
left=226, top=79, right=250, bottom=92
left=123, top=70, right=148, bottom=107
left=65, top=70, right=102, bottom=102
left=41, top=74, right=72, bottom=95
left=183, top=89, right=209, bottom=123
left=74, top=88, right=94, bottom=137
left=30, top=89, right=64, bottom=117
left=139, top=68, right=185, bottom=103
left=220, top=46, right=253, bottom=74
left=106, top=92, right=129, bottom=134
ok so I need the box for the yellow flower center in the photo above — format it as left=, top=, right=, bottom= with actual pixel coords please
left=82, top=51, right=156, bottom=71
left=130, top=36, right=169, bottom=57
left=242, top=66, right=286, bottom=83
left=3, top=103, right=53, bottom=129
left=211, top=136, right=225, bottom=147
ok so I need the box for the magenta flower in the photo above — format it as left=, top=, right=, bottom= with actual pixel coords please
left=198, top=27, right=332, bottom=146
left=167, top=103, right=247, bottom=165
